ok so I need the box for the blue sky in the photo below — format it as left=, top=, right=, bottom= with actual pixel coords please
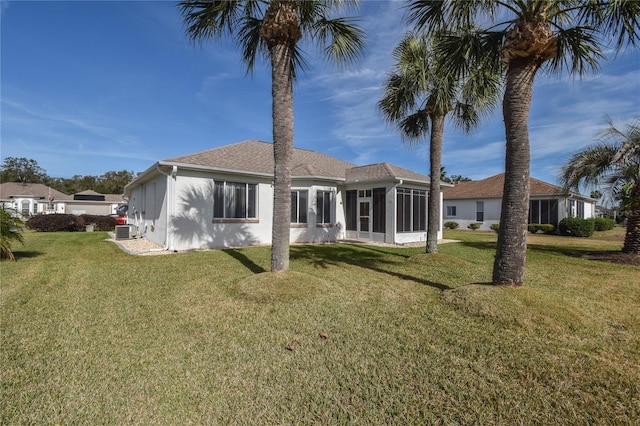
left=2, top=1, right=639, bottom=190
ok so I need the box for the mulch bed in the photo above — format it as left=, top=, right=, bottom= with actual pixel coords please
left=587, top=251, right=640, bottom=266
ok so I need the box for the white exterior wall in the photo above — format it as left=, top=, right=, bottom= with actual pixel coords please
left=443, top=198, right=502, bottom=231
left=3, top=198, right=65, bottom=217
left=290, top=181, right=341, bottom=244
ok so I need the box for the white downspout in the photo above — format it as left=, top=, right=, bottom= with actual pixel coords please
left=152, top=165, right=177, bottom=251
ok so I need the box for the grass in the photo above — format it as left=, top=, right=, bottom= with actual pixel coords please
left=1, top=229, right=638, bottom=424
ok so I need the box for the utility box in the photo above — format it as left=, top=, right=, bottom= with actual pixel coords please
left=115, top=225, right=136, bottom=240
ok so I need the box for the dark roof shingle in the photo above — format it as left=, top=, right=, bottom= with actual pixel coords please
left=443, top=173, right=565, bottom=199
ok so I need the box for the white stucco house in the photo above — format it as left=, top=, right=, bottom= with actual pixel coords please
left=123, top=140, right=448, bottom=251
left=0, top=183, right=125, bottom=217
left=442, top=173, right=596, bottom=231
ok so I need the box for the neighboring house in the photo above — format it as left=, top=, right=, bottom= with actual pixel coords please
left=66, top=190, right=125, bottom=216
left=0, top=182, right=125, bottom=218
left=123, top=140, right=449, bottom=251
left=442, top=173, right=596, bottom=231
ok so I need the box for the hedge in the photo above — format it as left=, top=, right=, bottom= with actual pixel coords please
left=26, top=214, right=118, bottom=232
left=592, top=217, right=615, bottom=231
left=444, top=221, right=459, bottom=230
left=79, top=215, right=118, bottom=231
left=559, top=217, right=594, bottom=237
left=528, top=224, right=555, bottom=234
left=26, top=214, right=84, bottom=232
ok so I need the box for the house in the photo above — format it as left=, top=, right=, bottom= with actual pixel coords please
left=442, top=173, right=596, bottom=231
left=0, top=182, right=125, bottom=217
left=123, top=140, right=449, bottom=251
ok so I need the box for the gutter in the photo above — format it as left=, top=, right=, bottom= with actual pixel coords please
left=152, top=164, right=178, bottom=252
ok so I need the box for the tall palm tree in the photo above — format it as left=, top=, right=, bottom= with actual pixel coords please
left=560, top=116, right=640, bottom=253
left=179, top=0, right=364, bottom=272
left=407, top=0, right=639, bottom=285
left=378, top=32, right=501, bottom=253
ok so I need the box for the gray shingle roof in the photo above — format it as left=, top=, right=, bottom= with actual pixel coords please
left=443, top=173, right=566, bottom=200
left=346, top=163, right=430, bottom=183
left=164, top=140, right=431, bottom=184
left=0, top=183, right=71, bottom=201
left=166, top=140, right=356, bottom=180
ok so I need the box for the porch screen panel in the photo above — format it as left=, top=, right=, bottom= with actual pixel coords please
left=396, top=188, right=411, bottom=232
left=372, top=188, right=386, bottom=233
left=413, top=190, right=426, bottom=231
left=529, top=200, right=540, bottom=224
left=345, top=190, right=357, bottom=231
left=541, top=200, right=549, bottom=223
left=550, top=200, right=558, bottom=225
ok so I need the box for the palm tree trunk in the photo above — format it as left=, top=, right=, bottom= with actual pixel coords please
left=269, top=43, right=294, bottom=272
left=427, top=113, right=445, bottom=253
left=622, top=182, right=640, bottom=253
left=492, top=60, right=539, bottom=286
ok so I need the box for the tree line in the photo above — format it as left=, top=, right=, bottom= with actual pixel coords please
left=0, top=157, right=134, bottom=195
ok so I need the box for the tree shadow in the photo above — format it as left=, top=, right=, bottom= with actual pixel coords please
left=171, top=182, right=260, bottom=250
left=291, top=244, right=451, bottom=291
left=8, top=250, right=44, bottom=261
left=223, top=249, right=266, bottom=274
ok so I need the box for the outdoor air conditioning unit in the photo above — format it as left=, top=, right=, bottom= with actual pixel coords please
left=115, top=224, right=137, bottom=240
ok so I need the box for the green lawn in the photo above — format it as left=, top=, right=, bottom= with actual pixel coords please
left=1, top=229, right=638, bottom=424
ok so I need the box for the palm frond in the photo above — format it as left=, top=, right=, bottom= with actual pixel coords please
left=398, top=110, right=431, bottom=144
left=311, top=16, right=365, bottom=68
left=547, top=25, right=603, bottom=76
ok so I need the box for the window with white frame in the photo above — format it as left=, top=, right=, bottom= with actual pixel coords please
left=446, top=205, right=457, bottom=217
left=396, top=188, right=426, bottom=232
left=290, top=190, right=308, bottom=224
left=316, top=190, right=332, bottom=224
left=476, top=201, right=484, bottom=222
left=213, top=181, right=257, bottom=219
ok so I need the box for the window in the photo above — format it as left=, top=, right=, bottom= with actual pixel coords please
left=316, top=191, right=332, bottom=224
left=446, top=206, right=457, bottom=217
left=21, top=201, right=29, bottom=216
left=396, top=188, right=426, bottom=232
left=213, top=181, right=257, bottom=219
left=476, top=201, right=484, bottom=222
left=47, top=202, right=55, bottom=212
left=290, top=190, right=308, bottom=224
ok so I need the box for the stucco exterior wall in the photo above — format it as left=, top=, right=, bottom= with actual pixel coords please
left=443, top=198, right=502, bottom=231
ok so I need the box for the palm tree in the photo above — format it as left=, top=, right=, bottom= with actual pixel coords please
left=378, top=32, right=501, bottom=253
left=179, top=0, right=364, bottom=272
left=560, top=116, right=640, bottom=253
left=407, top=0, right=639, bottom=285
left=0, top=206, right=25, bottom=261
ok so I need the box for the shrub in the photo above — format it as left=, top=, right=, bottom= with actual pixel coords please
left=444, top=221, right=459, bottom=230
left=79, top=215, right=118, bottom=231
left=26, top=214, right=84, bottom=232
left=489, top=223, right=500, bottom=233
left=592, top=217, right=615, bottom=231
left=467, top=223, right=481, bottom=231
left=558, top=217, right=594, bottom=237
left=528, top=224, right=555, bottom=234
left=1, top=206, right=25, bottom=261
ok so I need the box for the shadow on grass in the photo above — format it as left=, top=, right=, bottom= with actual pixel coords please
left=223, top=249, right=266, bottom=274
left=291, top=244, right=451, bottom=291
left=10, top=250, right=45, bottom=260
